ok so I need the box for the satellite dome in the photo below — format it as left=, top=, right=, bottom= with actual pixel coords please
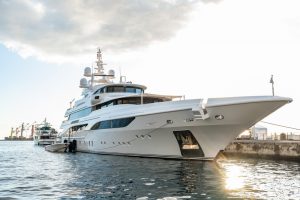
left=84, top=67, right=92, bottom=77
left=79, top=78, right=89, bottom=88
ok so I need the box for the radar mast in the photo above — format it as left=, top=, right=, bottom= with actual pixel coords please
left=80, top=48, right=115, bottom=90
left=95, top=48, right=106, bottom=75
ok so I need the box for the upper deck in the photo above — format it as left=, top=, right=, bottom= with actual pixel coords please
left=63, top=49, right=182, bottom=124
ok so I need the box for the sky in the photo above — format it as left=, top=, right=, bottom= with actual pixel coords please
left=1, top=0, right=300, bottom=139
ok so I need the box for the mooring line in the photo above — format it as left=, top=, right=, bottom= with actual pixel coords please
left=260, top=121, right=300, bottom=131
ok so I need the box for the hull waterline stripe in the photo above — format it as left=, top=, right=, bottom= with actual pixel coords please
left=78, top=150, right=214, bottom=161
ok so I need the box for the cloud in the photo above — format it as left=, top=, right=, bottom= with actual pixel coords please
left=0, top=0, right=217, bottom=63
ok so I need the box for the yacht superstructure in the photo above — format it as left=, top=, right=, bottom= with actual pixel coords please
left=54, top=49, right=292, bottom=160
left=34, top=119, right=57, bottom=145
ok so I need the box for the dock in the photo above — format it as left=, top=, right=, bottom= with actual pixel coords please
left=224, top=140, right=300, bottom=161
left=4, top=136, right=33, bottom=141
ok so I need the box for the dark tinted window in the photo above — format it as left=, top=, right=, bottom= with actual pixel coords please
left=125, top=87, right=136, bottom=93
left=136, top=88, right=142, bottom=94
left=93, top=87, right=105, bottom=94
left=100, top=120, right=111, bottom=129
left=94, top=96, right=166, bottom=111
left=106, top=87, right=114, bottom=92
left=112, top=117, right=135, bottom=128
left=106, top=86, right=124, bottom=93
left=71, top=124, right=88, bottom=132
left=38, top=127, right=51, bottom=131
left=91, top=117, right=135, bottom=130
left=125, top=87, right=143, bottom=94
left=105, top=86, right=143, bottom=94
left=69, top=107, right=91, bottom=120
left=114, top=86, right=124, bottom=92
left=91, top=122, right=100, bottom=130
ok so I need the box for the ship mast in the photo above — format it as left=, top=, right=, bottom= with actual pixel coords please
left=96, top=48, right=105, bottom=75
left=80, top=49, right=115, bottom=90
left=91, top=48, right=108, bottom=87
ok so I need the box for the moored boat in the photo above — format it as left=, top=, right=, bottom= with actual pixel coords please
left=34, top=119, right=57, bottom=145
left=45, top=143, right=68, bottom=152
left=47, top=49, right=292, bottom=160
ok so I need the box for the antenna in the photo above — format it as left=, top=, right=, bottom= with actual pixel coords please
left=80, top=49, right=115, bottom=88
left=119, top=66, right=122, bottom=83
left=269, top=75, right=274, bottom=96
left=95, top=48, right=106, bottom=75
left=69, top=98, right=75, bottom=108
left=91, top=63, right=94, bottom=89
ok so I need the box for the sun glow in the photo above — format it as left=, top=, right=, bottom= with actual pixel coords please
left=225, top=165, right=245, bottom=191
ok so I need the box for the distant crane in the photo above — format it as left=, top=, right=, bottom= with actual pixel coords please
left=12, top=121, right=36, bottom=139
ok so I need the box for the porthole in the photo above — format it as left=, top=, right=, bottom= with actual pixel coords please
left=215, top=114, right=224, bottom=120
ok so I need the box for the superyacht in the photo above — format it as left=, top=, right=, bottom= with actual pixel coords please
left=47, top=49, right=292, bottom=160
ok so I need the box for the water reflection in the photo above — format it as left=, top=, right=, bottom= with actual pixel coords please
left=177, top=161, right=204, bottom=193
left=217, top=158, right=300, bottom=200
left=1, top=142, right=299, bottom=200
left=224, top=165, right=245, bottom=190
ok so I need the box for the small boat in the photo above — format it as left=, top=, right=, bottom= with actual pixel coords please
left=33, top=119, right=57, bottom=145
left=45, top=143, right=69, bottom=152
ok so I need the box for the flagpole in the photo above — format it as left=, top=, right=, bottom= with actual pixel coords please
left=270, top=75, right=274, bottom=96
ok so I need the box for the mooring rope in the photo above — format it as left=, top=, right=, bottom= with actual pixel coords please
left=260, top=121, right=300, bottom=131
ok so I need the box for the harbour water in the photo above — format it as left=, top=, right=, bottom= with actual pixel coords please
left=0, top=141, right=299, bottom=199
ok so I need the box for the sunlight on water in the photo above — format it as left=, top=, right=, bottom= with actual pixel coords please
left=224, top=165, right=244, bottom=190
left=217, top=158, right=300, bottom=200
left=1, top=141, right=299, bottom=199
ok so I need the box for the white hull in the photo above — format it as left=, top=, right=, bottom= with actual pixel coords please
left=45, top=143, right=68, bottom=152
left=62, top=96, right=291, bottom=160
left=33, top=120, right=57, bottom=146
left=54, top=50, right=292, bottom=160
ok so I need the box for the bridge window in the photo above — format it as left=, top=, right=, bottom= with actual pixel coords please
left=106, top=86, right=124, bottom=93
left=68, top=107, right=91, bottom=120
left=94, top=86, right=144, bottom=94
left=94, top=97, right=165, bottom=111
left=37, top=126, right=51, bottom=131
left=93, top=87, right=105, bottom=94
left=125, top=87, right=143, bottom=94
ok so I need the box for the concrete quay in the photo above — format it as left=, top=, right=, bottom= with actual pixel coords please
left=223, top=140, right=300, bottom=161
